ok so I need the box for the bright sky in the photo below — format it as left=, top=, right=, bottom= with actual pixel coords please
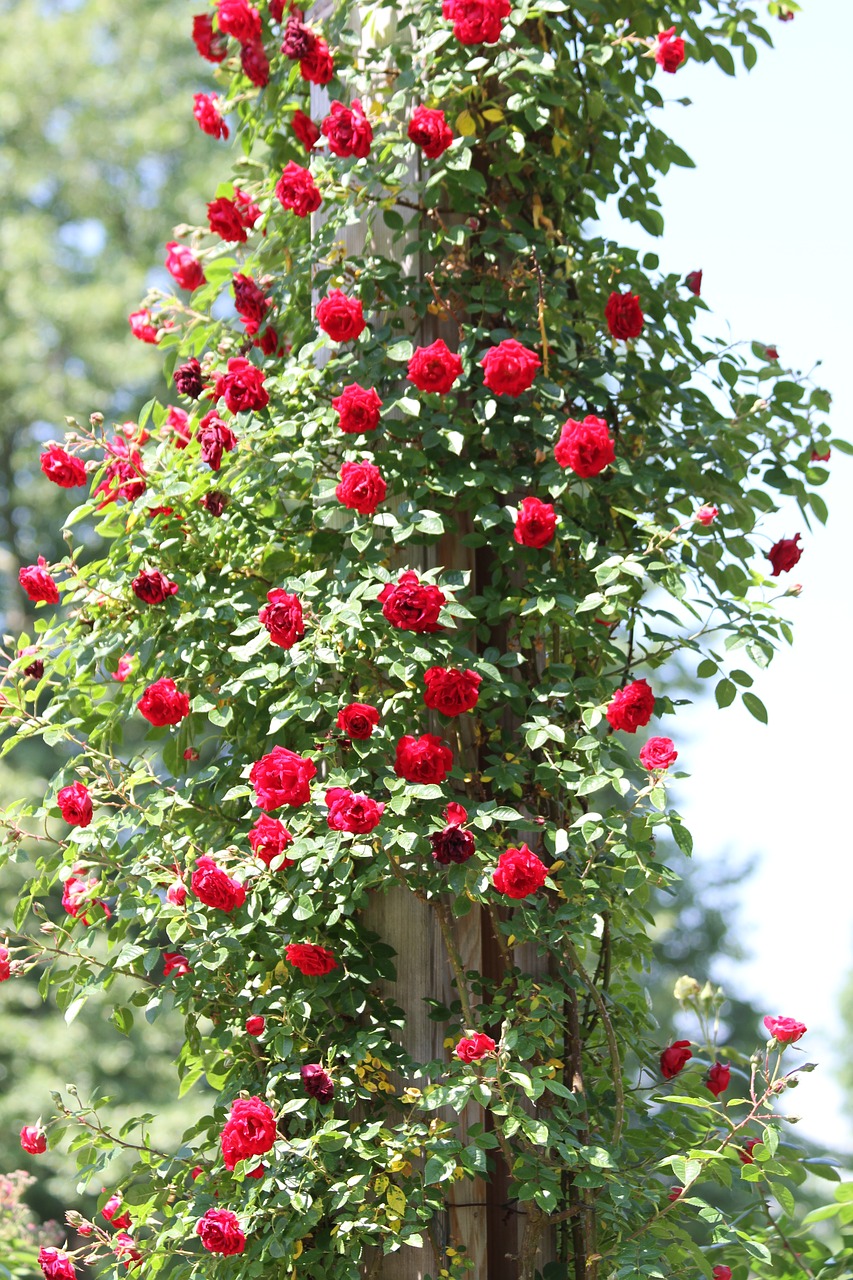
left=609, top=2, right=853, bottom=1151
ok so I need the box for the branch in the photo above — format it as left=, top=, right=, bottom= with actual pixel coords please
left=565, top=939, right=624, bottom=1143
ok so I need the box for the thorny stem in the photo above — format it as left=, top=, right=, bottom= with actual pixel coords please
left=565, top=939, right=624, bottom=1143
left=758, top=1194, right=816, bottom=1280
left=433, top=896, right=475, bottom=1028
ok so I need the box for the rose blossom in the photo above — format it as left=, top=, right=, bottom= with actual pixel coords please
left=19, top=557, right=59, bottom=604
left=166, top=405, right=191, bottom=448
left=765, top=345, right=779, bottom=360
left=606, top=678, right=655, bottom=733
left=336, top=702, right=380, bottom=739
left=379, top=571, right=446, bottom=632
left=336, top=460, right=387, bottom=515
left=430, top=816, right=476, bottom=864
left=137, top=678, right=190, bottom=726
left=220, top=1096, right=277, bottom=1170
left=654, top=26, right=686, bottom=74
left=605, top=290, right=644, bottom=339
left=248, top=814, right=294, bottom=868
left=128, top=308, right=159, bottom=344
left=259, top=589, right=304, bottom=649
left=38, top=1249, right=77, bottom=1280
left=660, top=1040, right=692, bottom=1079
left=192, top=13, right=227, bottom=62
left=250, top=745, right=316, bottom=809
left=301, top=1063, right=334, bottom=1102
left=638, top=737, right=677, bottom=771
left=767, top=534, right=802, bottom=577
left=0, top=946, right=12, bottom=981
left=455, top=1032, right=496, bottom=1061
left=695, top=504, right=718, bottom=525
left=423, top=666, right=481, bottom=716
left=174, top=357, right=205, bottom=399
left=493, top=844, right=548, bottom=899
left=232, top=273, right=270, bottom=330
left=246, top=1015, right=265, bottom=1036
left=394, top=733, right=453, bottom=785
left=316, top=290, right=365, bottom=342
left=285, top=942, right=337, bottom=976
left=325, top=787, right=385, bottom=835
left=191, top=856, right=246, bottom=913
left=131, top=569, right=178, bottom=605
left=163, top=951, right=192, bottom=976
left=213, top=357, right=268, bottom=413
left=241, top=39, right=270, bottom=86
left=667, top=1186, right=683, bottom=1202
left=738, top=1138, right=762, bottom=1164
left=514, top=496, right=557, bottom=548
left=102, top=1192, right=131, bottom=1229
left=685, top=269, right=702, bottom=296
left=407, top=339, right=463, bottom=394
left=281, top=14, right=313, bottom=57
left=216, top=0, right=261, bottom=43
left=113, top=653, right=133, bottom=682
left=275, top=161, right=322, bottom=217
left=197, top=411, right=238, bottom=470
left=705, top=1062, right=731, bottom=1098
left=292, top=108, right=320, bottom=150
left=408, top=105, right=453, bottom=158
left=763, top=1015, right=807, bottom=1044
left=300, top=37, right=334, bottom=84
left=481, top=339, right=541, bottom=397
left=811, top=446, right=831, bottom=462
left=20, top=1123, right=47, bottom=1154
left=712, top=1268, right=732, bottom=1280
left=332, top=383, right=383, bottom=434
left=166, top=879, right=187, bottom=906
left=193, top=92, right=229, bottom=140
left=443, top=0, right=511, bottom=45
left=62, top=870, right=110, bottom=926
left=57, top=782, right=93, bottom=827
left=40, top=444, right=87, bottom=488
left=196, top=1207, right=246, bottom=1255
left=321, top=99, right=373, bottom=158
left=554, top=415, right=615, bottom=478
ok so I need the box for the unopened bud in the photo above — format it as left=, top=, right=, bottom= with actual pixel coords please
left=673, top=975, right=701, bottom=1001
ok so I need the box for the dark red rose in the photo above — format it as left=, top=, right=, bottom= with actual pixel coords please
left=336, top=460, right=386, bottom=515
left=137, top=678, right=190, bottom=727
left=19, top=558, right=59, bottom=604
left=605, top=290, right=644, bottom=340
left=196, top=1207, right=246, bottom=1255
left=455, top=1032, right=496, bottom=1061
left=685, top=269, right=702, bottom=296
left=292, top=108, right=320, bottom=150
left=197, top=411, right=238, bottom=470
left=208, top=196, right=250, bottom=242
left=767, top=534, right=802, bottom=577
left=660, top=1040, right=692, bottom=1079
left=493, top=844, right=548, bottom=898
left=442, top=0, right=511, bottom=44
left=259, top=589, right=304, bottom=649
left=301, top=1063, right=334, bottom=1102
left=423, top=666, right=481, bottom=716
left=765, top=345, right=779, bottom=360
left=216, top=0, right=261, bottom=43
left=514, top=496, right=557, bottom=548
left=705, top=1062, right=731, bottom=1097
left=738, top=1138, right=763, bottom=1165
left=321, top=99, right=373, bottom=159
left=241, top=39, right=270, bottom=86
left=40, top=444, right=87, bottom=488
left=192, top=13, right=228, bottom=62
left=332, top=383, right=382, bottom=433
left=394, top=733, right=453, bottom=785
left=336, top=702, right=380, bottom=739
left=407, top=338, right=463, bottom=394
left=282, top=15, right=314, bottom=57
left=22, top=653, right=44, bottom=679
left=131, top=569, right=178, bottom=605
left=248, top=813, right=294, bottom=867
left=763, top=1015, right=807, bottom=1044
left=654, top=26, right=686, bottom=74
left=233, top=273, right=270, bottom=330
left=408, top=105, right=453, bottom=158
left=250, top=745, right=316, bottom=809
left=639, top=737, right=677, bottom=771
left=811, top=446, right=831, bottom=462
left=554, top=415, right=615, bottom=477
left=285, top=942, right=337, bottom=975
left=38, top=1249, right=78, bottom=1280
left=606, top=678, right=655, bottom=733
left=430, top=823, right=475, bottom=865
left=481, top=339, right=541, bottom=397
left=220, top=1096, right=276, bottom=1169
left=255, top=325, right=285, bottom=356
left=174, top=358, right=205, bottom=399
left=325, top=787, right=384, bottom=834
left=128, top=308, right=159, bottom=344
left=246, top=1015, right=266, bottom=1036
left=20, top=1123, right=47, bottom=1154
left=300, top=37, right=334, bottom=84
left=191, top=855, right=246, bottom=913
left=213, top=357, right=269, bottom=413
left=667, top=1186, right=683, bottom=1202
left=275, top=160, right=322, bottom=217
left=379, top=570, right=446, bottom=632
left=192, top=93, right=229, bottom=140
left=201, top=490, right=228, bottom=516
left=316, top=290, right=365, bottom=342
left=57, top=782, right=93, bottom=827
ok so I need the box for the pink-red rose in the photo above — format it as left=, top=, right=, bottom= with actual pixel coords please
left=321, top=99, right=373, bottom=158
left=250, top=745, right=316, bottom=810
left=763, top=1015, right=807, bottom=1044
left=394, top=733, right=453, bottom=785
left=712, top=1268, right=732, bottom=1280
left=379, top=571, right=446, bottom=632
left=442, top=0, right=511, bottom=45
left=248, top=814, right=294, bottom=868
left=456, top=1032, right=496, bottom=1061
left=38, top=1249, right=77, bottom=1280
left=19, top=557, right=59, bottom=604
left=639, top=737, right=677, bottom=771
left=705, top=1062, right=731, bottom=1098
left=259, top=589, right=304, bottom=649
left=654, top=26, right=685, bottom=73
left=332, top=383, right=383, bottom=433
left=102, top=1193, right=131, bottom=1229
left=62, top=869, right=110, bottom=927
left=695, top=504, right=718, bottom=525
left=767, top=534, right=802, bottom=577
left=20, top=1124, right=47, bottom=1154
left=336, top=702, right=380, bottom=740
left=493, top=844, right=548, bottom=899
left=166, top=879, right=187, bottom=906
left=336, top=460, right=387, bottom=515
left=514, top=496, right=557, bottom=548
left=129, top=308, right=159, bottom=344
left=220, top=1096, right=276, bottom=1169
left=275, top=160, right=322, bottom=217
left=193, top=93, right=229, bottom=140
left=132, top=569, right=178, bottom=605
left=197, top=1207, right=246, bottom=1255
left=325, top=787, right=385, bottom=834
left=408, top=106, right=453, bottom=158
left=285, top=942, right=337, bottom=976
left=57, top=782, right=93, bottom=827
left=605, top=290, right=644, bottom=340
left=192, top=13, right=227, bottom=62
left=481, top=339, right=540, bottom=397
left=660, top=1040, right=692, bottom=1079
left=137, top=678, right=190, bottom=727
left=407, top=339, right=463, bottom=394
left=40, top=445, right=87, bottom=488
left=423, top=666, right=481, bottom=716
left=606, top=678, right=655, bottom=733
left=0, top=946, right=11, bottom=981
left=554, top=415, right=615, bottom=478
left=213, top=357, right=269, bottom=413
left=191, top=856, right=246, bottom=913
left=317, top=290, right=365, bottom=342
left=163, top=952, right=192, bottom=976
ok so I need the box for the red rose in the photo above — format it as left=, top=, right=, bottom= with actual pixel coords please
left=166, top=879, right=187, bottom=905
left=765, top=345, right=779, bottom=361
left=811, top=447, right=831, bottom=462
left=19, top=558, right=59, bottom=604
left=38, top=1249, right=77, bottom=1280
left=220, top=1096, right=277, bottom=1169
left=685, top=269, right=702, bottom=296
left=481, top=339, right=541, bottom=397
left=493, top=844, right=548, bottom=898
left=191, top=856, right=246, bottom=913
left=292, top=109, right=320, bottom=150
left=301, top=1063, right=334, bottom=1102
left=639, top=737, right=677, bottom=771
left=767, top=534, right=802, bottom=577
left=241, top=39, right=270, bottom=86
left=167, top=406, right=191, bottom=448
left=322, top=99, right=373, bottom=158
left=455, top=1032, right=496, bottom=1062
left=163, top=951, right=192, bottom=976
left=660, top=1040, right=692, bottom=1079
left=102, top=1193, right=131, bottom=1229
left=695, top=504, right=718, bottom=525
left=20, top=1124, right=47, bottom=1154
left=605, top=290, right=644, bottom=340
left=326, top=787, right=385, bottom=834
left=174, top=358, right=205, bottom=399
left=379, top=570, right=446, bottom=632
left=250, top=745, right=316, bottom=809
left=667, top=1186, right=683, bottom=1202
left=255, top=325, right=285, bottom=356
left=606, top=678, right=655, bottom=733
left=213, top=357, right=269, bottom=414
left=285, top=942, right=337, bottom=975
left=0, top=946, right=12, bottom=981
left=192, top=93, right=229, bottom=140
left=137, top=678, right=191, bottom=727
left=216, top=0, right=261, bottom=43
left=514, top=496, right=557, bottom=548
left=192, top=13, right=228, bottom=62
left=112, top=1232, right=142, bottom=1267
left=763, top=1015, right=807, bottom=1044
left=394, top=733, right=453, bottom=785
left=705, top=1062, right=731, bottom=1098
left=275, top=160, right=322, bottom=217
left=300, top=37, right=334, bottom=84
left=316, top=290, right=365, bottom=342
left=430, top=822, right=475, bottom=864
left=442, top=0, right=511, bottom=45
left=408, top=105, right=453, bottom=158
left=233, top=273, right=270, bottom=330
left=197, top=411, right=238, bottom=470
left=207, top=196, right=250, bottom=242
left=197, top=1207, right=246, bottom=1255
left=712, top=1268, right=732, bottom=1280
left=57, top=782, right=93, bottom=827
left=246, top=1015, right=266, bottom=1036
left=332, top=383, right=382, bottom=434
left=407, top=339, right=463, bottom=394
left=423, top=666, right=481, bottom=716
left=654, top=26, right=685, bottom=74
left=738, top=1138, right=762, bottom=1165
left=259, top=589, right=304, bottom=649
left=131, top=569, right=178, bottom=605
left=40, top=444, right=87, bottom=488
left=336, top=702, right=380, bottom=739
left=128, top=308, right=159, bottom=344
left=554, top=415, right=615, bottom=478
left=94, top=435, right=146, bottom=508
left=248, top=814, right=294, bottom=867
left=336, top=460, right=386, bottom=515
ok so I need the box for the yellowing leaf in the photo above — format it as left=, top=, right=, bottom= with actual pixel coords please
left=482, top=108, right=504, bottom=122
left=387, top=1185, right=407, bottom=1216
left=455, top=110, right=477, bottom=137
left=374, top=1174, right=389, bottom=1194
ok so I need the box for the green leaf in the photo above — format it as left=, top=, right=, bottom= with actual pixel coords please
left=714, top=679, right=736, bottom=709
left=742, top=692, right=768, bottom=723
